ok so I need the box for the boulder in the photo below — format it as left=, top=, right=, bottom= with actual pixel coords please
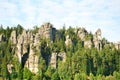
left=38, top=22, right=56, bottom=42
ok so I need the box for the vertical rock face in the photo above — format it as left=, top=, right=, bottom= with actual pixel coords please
left=50, top=52, right=66, bottom=68
left=50, top=53, right=57, bottom=68
left=10, top=30, right=17, bottom=44
left=77, top=28, right=87, bottom=40
left=39, top=22, right=56, bottom=42
left=15, top=29, right=29, bottom=63
left=93, top=29, right=102, bottom=50
left=9, top=22, right=57, bottom=73
left=24, top=44, right=39, bottom=73
left=65, top=35, right=72, bottom=47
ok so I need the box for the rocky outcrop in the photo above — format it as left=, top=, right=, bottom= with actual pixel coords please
left=24, top=44, right=39, bottom=73
left=8, top=23, right=113, bottom=74
left=84, top=40, right=93, bottom=48
left=50, top=52, right=57, bottom=68
left=9, top=22, right=57, bottom=73
left=65, top=35, right=72, bottom=47
left=10, top=30, right=17, bottom=44
left=50, top=52, right=66, bottom=68
left=38, top=22, right=56, bottom=42
left=77, top=28, right=87, bottom=40
left=93, top=29, right=102, bottom=50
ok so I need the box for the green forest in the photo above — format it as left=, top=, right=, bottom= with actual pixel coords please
left=0, top=24, right=120, bottom=80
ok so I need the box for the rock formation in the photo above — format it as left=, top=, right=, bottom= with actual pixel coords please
left=38, top=22, right=56, bottom=42
left=93, top=29, right=102, bottom=50
left=24, top=44, right=39, bottom=73
left=65, top=35, right=72, bottom=47
left=6, top=22, right=119, bottom=74
left=50, top=52, right=57, bottom=68
left=9, top=22, right=58, bottom=73
left=10, top=30, right=17, bottom=44
left=77, top=28, right=87, bottom=40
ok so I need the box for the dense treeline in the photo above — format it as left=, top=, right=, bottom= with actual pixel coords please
left=0, top=25, right=120, bottom=80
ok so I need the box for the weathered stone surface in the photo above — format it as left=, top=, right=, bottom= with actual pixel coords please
left=24, top=44, right=39, bottom=73
left=93, top=29, right=102, bottom=50
left=77, top=28, right=87, bottom=40
left=84, top=40, right=93, bottom=48
left=10, top=30, right=17, bottom=44
left=14, top=23, right=57, bottom=72
left=94, top=28, right=102, bottom=41
left=38, top=22, right=56, bottom=42
left=65, top=35, right=72, bottom=47
left=50, top=52, right=57, bottom=68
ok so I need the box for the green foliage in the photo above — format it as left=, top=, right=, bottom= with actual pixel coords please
left=23, top=67, right=33, bottom=80
left=0, top=25, right=120, bottom=80
left=1, top=56, right=9, bottom=79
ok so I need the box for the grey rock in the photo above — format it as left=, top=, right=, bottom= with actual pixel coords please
left=10, top=30, right=17, bottom=44
left=50, top=52, right=57, bottom=68
left=93, top=29, right=102, bottom=50
left=77, top=28, right=87, bottom=40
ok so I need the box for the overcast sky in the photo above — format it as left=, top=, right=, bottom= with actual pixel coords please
left=0, top=0, right=120, bottom=42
